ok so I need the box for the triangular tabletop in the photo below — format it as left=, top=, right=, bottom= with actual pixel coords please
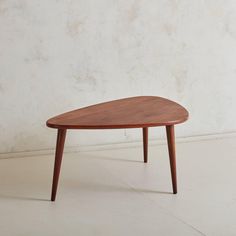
left=47, top=96, right=188, bottom=129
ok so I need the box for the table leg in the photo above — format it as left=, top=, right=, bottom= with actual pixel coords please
left=143, top=127, right=148, bottom=163
left=51, top=129, right=67, bottom=201
left=166, top=125, right=177, bottom=194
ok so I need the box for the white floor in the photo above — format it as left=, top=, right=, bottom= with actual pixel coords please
left=0, top=136, right=236, bottom=236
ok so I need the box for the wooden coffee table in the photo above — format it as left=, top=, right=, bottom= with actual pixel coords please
left=47, top=96, right=189, bottom=201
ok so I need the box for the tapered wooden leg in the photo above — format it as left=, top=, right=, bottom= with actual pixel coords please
left=143, top=127, right=148, bottom=163
left=51, top=129, right=67, bottom=201
left=166, top=125, right=177, bottom=194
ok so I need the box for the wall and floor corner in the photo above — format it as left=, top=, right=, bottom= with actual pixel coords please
left=1, top=2, right=236, bottom=235
left=1, top=1, right=236, bottom=156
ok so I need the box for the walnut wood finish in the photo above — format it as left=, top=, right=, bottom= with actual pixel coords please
left=47, top=96, right=188, bottom=129
left=51, top=129, right=67, bottom=201
left=166, top=125, right=177, bottom=194
left=143, top=127, right=148, bottom=163
left=47, top=96, right=189, bottom=201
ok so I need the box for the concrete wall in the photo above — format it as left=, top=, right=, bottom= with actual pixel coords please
left=1, top=0, right=236, bottom=153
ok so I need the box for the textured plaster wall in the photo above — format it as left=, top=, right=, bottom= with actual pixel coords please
left=1, top=0, right=236, bottom=153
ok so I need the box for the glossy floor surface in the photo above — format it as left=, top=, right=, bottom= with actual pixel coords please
left=0, top=136, right=236, bottom=236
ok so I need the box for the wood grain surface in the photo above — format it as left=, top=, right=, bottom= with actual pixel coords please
left=47, top=96, right=189, bottom=129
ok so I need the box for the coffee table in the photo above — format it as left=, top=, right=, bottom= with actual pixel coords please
left=47, top=96, right=189, bottom=201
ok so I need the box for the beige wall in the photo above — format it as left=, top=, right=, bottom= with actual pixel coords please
left=1, top=0, right=236, bottom=153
